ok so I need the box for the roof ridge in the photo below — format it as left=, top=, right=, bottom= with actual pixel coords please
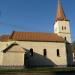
left=12, top=31, right=52, bottom=34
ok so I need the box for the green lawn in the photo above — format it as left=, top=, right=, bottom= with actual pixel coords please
left=0, top=67, right=75, bottom=73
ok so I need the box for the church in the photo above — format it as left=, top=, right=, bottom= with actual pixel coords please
left=0, top=0, right=73, bottom=67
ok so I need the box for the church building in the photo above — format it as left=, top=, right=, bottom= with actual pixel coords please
left=0, top=0, right=73, bottom=67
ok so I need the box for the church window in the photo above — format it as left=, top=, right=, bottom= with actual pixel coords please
left=43, top=49, right=47, bottom=57
left=57, top=49, right=60, bottom=57
left=30, top=48, right=33, bottom=56
left=64, top=27, right=66, bottom=30
left=62, top=26, right=63, bottom=30
left=65, top=37, right=66, bottom=40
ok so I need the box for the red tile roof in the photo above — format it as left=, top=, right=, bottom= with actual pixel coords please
left=9, top=31, right=65, bottom=42
left=55, top=0, right=67, bottom=21
left=0, top=35, right=10, bottom=42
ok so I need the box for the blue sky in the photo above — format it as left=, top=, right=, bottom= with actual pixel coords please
left=0, top=0, right=75, bottom=41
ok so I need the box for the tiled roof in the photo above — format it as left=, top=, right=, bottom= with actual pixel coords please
left=9, top=31, right=65, bottom=42
left=55, top=0, right=67, bottom=21
left=0, top=35, right=10, bottom=42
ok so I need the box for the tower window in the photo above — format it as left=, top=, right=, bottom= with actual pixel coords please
left=62, top=26, right=66, bottom=30
left=43, top=49, right=47, bottom=57
left=30, top=48, right=33, bottom=56
left=64, top=27, right=66, bottom=30
left=57, top=49, right=60, bottom=57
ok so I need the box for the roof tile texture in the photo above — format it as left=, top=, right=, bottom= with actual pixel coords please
left=9, top=31, right=65, bottom=42
left=55, top=0, right=67, bottom=21
left=0, top=35, right=10, bottom=42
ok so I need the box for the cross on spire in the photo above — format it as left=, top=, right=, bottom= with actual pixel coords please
left=55, top=0, right=67, bottom=21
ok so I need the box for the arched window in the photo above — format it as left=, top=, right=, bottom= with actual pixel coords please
left=64, top=27, right=66, bottom=30
left=30, top=48, right=33, bottom=56
left=62, top=26, right=66, bottom=30
left=57, top=49, right=60, bottom=57
left=65, top=37, right=66, bottom=40
left=62, top=26, right=63, bottom=30
left=43, top=49, right=47, bottom=57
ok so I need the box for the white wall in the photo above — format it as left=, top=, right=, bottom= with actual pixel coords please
left=54, top=21, right=70, bottom=33
left=54, top=21, right=71, bottom=43
left=2, top=45, right=25, bottom=66
left=3, top=52, right=24, bottom=66
left=0, top=52, right=3, bottom=65
left=16, top=41, right=67, bottom=66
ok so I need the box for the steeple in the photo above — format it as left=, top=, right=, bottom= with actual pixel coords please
left=55, top=0, right=67, bottom=21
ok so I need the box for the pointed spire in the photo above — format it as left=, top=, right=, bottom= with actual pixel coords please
left=55, top=0, right=67, bottom=21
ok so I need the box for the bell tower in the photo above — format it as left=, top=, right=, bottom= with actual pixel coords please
left=54, top=0, right=71, bottom=43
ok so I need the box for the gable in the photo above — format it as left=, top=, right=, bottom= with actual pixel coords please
left=3, top=44, right=25, bottom=53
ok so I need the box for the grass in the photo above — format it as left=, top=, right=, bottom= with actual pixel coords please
left=0, top=67, right=75, bottom=73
